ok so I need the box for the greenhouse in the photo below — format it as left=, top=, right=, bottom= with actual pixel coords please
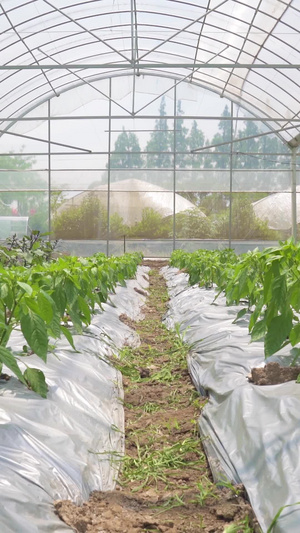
left=0, top=2, right=300, bottom=533
left=0, top=0, right=299, bottom=256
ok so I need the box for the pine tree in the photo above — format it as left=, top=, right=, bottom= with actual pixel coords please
left=211, top=104, right=231, bottom=169
left=187, top=120, right=205, bottom=168
left=110, top=127, right=143, bottom=169
left=235, top=120, right=260, bottom=169
left=258, top=134, right=289, bottom=170
left=146, top=96, right=172, bottom=169
left=175, top=100, right=189, bottom=168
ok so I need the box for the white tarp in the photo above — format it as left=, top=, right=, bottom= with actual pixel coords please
left=0, top=267, right=149, bottom=533
left=163, top=266, right=300, bottom=533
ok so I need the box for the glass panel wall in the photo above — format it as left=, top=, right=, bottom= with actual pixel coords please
left=0, top=76, right=297, bottom=256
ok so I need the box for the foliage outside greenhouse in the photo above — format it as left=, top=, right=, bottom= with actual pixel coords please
left=0, top=101, right=291, bottom=242
left=50, top=101, right=288, bottom=242
left=52, top=192, right=279, bottom=241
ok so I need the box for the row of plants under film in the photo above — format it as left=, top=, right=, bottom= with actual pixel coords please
left=170, top=239, right=300, bottom=362
left=0, top=231, right=142, bottom=397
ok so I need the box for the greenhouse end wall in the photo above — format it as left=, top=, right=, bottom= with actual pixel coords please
left=0, top=77, right=298, bottom=256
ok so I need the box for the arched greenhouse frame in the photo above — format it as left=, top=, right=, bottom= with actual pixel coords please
left=0, top=0, right=299, bottom=257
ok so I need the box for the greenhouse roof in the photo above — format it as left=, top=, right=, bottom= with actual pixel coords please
left=0, top=0, right=300, bottom=144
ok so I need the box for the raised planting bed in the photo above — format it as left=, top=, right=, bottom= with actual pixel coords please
left=0, top=263, right=148, bottom=532
left=163, top=265, right=300, bottom=533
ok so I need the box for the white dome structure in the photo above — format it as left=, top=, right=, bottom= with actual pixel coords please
left=57, top=178, right=205, bottom=225
left=253, top=187, right=300, bottom=231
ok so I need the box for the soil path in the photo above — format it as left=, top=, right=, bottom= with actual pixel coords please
left=55, top=263, right=259, bottom=533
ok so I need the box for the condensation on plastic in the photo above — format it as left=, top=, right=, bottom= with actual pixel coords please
left=162, top=266, right=300, bottom=533
left=0, top=266, right=149, bottom=533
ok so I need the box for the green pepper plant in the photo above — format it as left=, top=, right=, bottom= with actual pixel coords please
left=170, top=240, right=300, bottom=360
left=0, top=249, right=142, bottom=397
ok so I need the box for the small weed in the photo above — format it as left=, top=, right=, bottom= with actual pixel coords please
left=188, top=389, right=199, bottom=403
left=151, top=367, right=178, bottom=383
left=165, top=418, right=180, bottom=431
left=217, top=477, right=242, bottom=497
left=266, top=501, right=300, bottom=533
left=121, top=438, right=205, bottom=489
left=223, top=515, right=254, bottom=532
left=111, top=424, right=124, bottom=433
left=190, top=418, right=199, bottom=436
left=127, top=424, right=162, bottom=447
left=191, top=477, right=219, bottom=506
left=173, top=322, right=189, bottom=347
left=191, top=397, right=203, bottom=409
left=167, top=388, right=182, bottom=407
left=155, top=493, right=187, bottom=514
left=143, top=402, right=161, bottom=413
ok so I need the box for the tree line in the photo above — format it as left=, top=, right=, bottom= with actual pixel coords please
left=109, top=97, right=290, bottom=171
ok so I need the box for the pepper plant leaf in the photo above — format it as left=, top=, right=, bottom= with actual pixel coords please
left=290, top=324, right=300, bottom=347
left=20, top=310, right=48, bottom=361
left=60, top=325, right=77, bottom=351
left=251, top=319, right=267, bottom=342
left=17, top=281, right=33, bottom=296
left=0, top=346, right=26, bottom=384
left=265, top=311, right=293, bottom=358
left=24, top=368, right=48, bottom=398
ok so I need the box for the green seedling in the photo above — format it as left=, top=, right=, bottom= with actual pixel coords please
left=121, top=438, right=205, bottom=490
left=223, top=515, right=254, bottom=532
left=167, top=388, right=182, bottom=406
left=151, top=367, right=178, bottom=383
left=143, top=402, right=161, bottom=413
left=216, top=477, right=242, bottom=497
left=165, top=418, right=180, bottom=431
left=266, top=502, right=300, bottom=533
left=111, top=424, right=124, bottom=433
left=155, top=493, right=186, bottom=514
left=191, top=477, right=219, bottom=506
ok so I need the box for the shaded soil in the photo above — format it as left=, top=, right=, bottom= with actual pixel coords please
left=55, top=262, right=259, bottom=533
left=250, top=361, right=300, bottom=386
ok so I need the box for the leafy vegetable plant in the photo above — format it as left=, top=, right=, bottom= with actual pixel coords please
left=171, top=240, right=300, bottom=360
left=0, top=249, right=142, bottom=397
left=1, top=230, right=58, bottom=266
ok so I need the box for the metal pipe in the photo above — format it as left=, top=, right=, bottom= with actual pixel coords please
left=107, top=79, right=112, bottom=257
left=48, top=99, right=51, bottom=236
left=135, top=46, right=228, bottom=115
left=0, top=128, right=92, bottom=152
left=173, top=82, right=176, bottom=252
left=0, top=63, right=299, bottom=70
left=291, top=147, right=297, bottom=242
left=0, top=115, right=298, bottom=122
left=137, top=0, right=228, bottom=61
left=229, top=102, right=233, bottom=248
left=191, top=124, right=299, bottom=152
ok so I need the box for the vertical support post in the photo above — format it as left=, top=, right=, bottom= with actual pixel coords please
left=47, top=99, right=51, bottom=236
left=107, top=78, right=112, bottom=256
left=291, top=146, right=297, bottom=242
left=131, top=0, right=136, bottom=115
left=173, top=82, right=176, bottom=252
left=229, top=101, right=233, bottom=249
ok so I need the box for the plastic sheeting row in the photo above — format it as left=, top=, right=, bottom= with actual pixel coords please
left=162, top=266, right=300, bottom=533
left=0, top=266, right=149, bottom=533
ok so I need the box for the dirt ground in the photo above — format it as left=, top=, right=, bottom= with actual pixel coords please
left=250, top=361, right=300, bottom=385
left=55, top=262, right=260, bottom=533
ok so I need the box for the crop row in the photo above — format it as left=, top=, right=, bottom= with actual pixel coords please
left=170, top=240, right=300, bottom=361
left=0, top=250, right=142, bottom=397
